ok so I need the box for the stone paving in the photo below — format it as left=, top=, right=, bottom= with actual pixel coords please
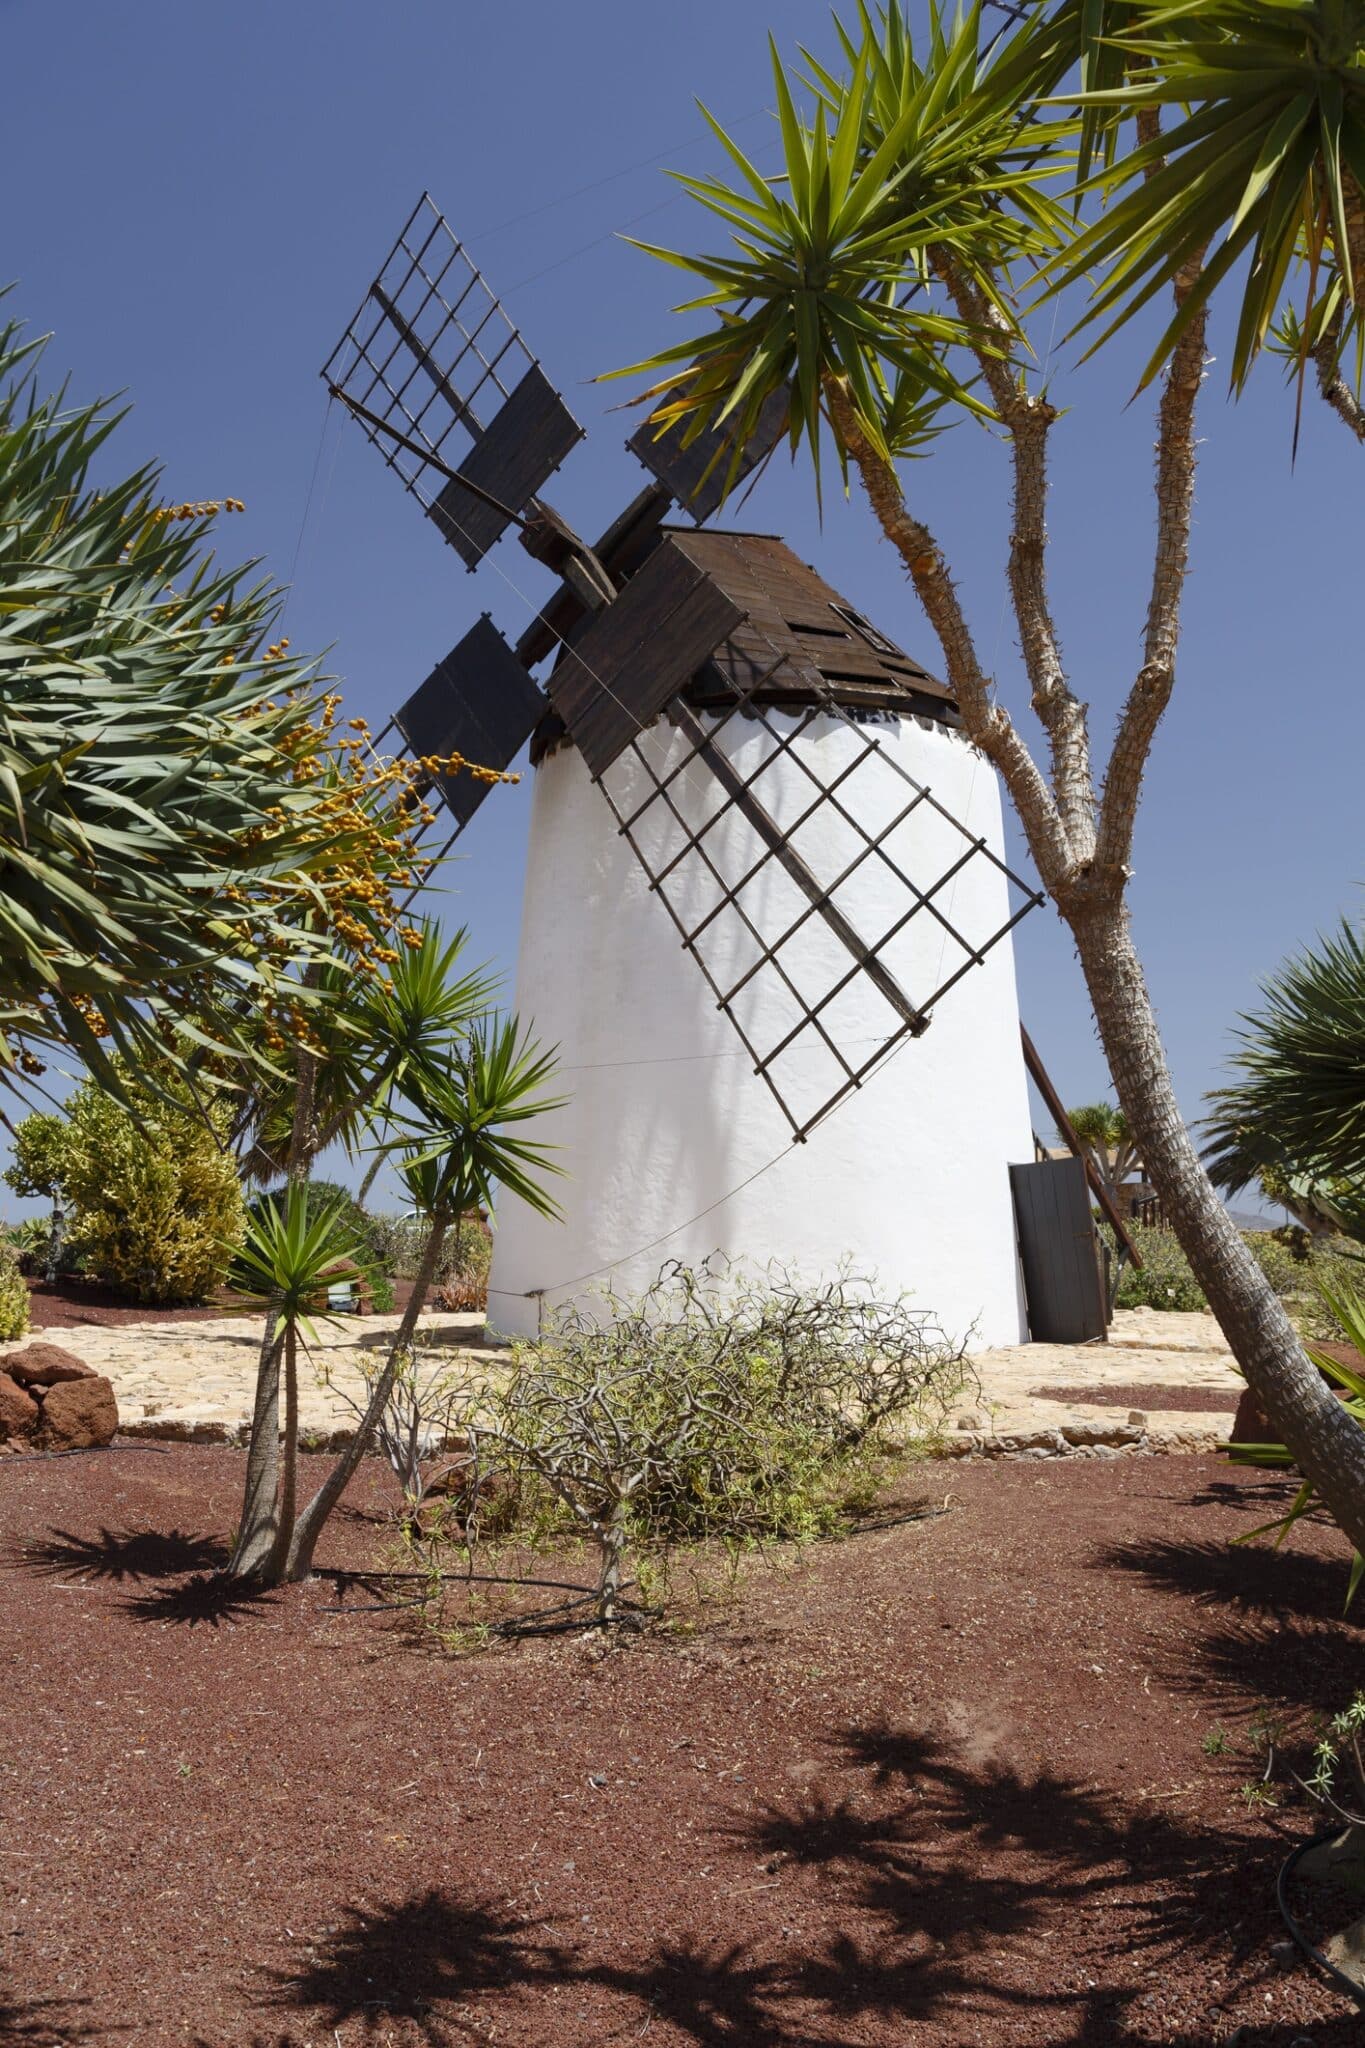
left=0, top=1304, right=1244, bottom=1459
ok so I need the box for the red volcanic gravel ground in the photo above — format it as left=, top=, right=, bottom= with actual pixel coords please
left=1030, top=1384, right=1241, bottom=1414
left=21, top=1278, right=258, bottom=1331
left=22, top=1275, right=422, bottom=1331
left=1, top=1446, right=1362, bottom=2046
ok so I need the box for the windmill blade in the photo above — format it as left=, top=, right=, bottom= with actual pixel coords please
left=627, top=384, right=788, bottom=524
left=546, top=538, right=743, bottom=778
left=395, top=616, right=547, bottom=831
left=323, top=193, right=583, bottom=568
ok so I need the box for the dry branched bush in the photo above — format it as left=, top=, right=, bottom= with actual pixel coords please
left=399, top=1259, right=968, bottom=1631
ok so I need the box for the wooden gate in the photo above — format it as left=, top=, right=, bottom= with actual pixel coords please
left=1010, top=1156, right=1108, bottom=1344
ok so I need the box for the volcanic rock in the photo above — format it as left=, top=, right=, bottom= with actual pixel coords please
left=0, top=1371, right=40, bottom=1441
left=38, top=1374, right=119, bottom=1450
left=2, top=1343, right=95, bottom=1389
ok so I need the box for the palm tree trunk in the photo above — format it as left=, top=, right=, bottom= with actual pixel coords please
left=280, top=1211, right=451, bottom=1583
left=44, top=1196, right=66, bottom=1287
left=229, top=1321, right=285, bottom=1577
left=265, top=1322, right=300, bottom=1582
left=1070, top=894, right=1365, bottom=1554
left=229, top=1051, right=318, bottom=1580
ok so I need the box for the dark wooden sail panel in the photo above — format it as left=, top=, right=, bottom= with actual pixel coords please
left=395, top=617, right=547, bottom=829
left=627, top=385, right=789, bottom=524
left=321, top=194, right=583, bottom=569
left=546, top=539, right=744, bottom=779
left=430, top=365, right=584, bottom=568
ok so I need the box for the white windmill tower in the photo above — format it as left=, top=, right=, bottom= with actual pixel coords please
left=323, top=197, right=1047, bottom=1348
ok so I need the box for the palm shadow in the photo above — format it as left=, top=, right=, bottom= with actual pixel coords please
left=0, top=1978, right=96, bottom=2043
left=1096, top=1532, right=1359, bottom=1621
left=598, top=1719, right=1331, bottom=2044
left=246, top=1728, right=1359, bottom=2046
left=1094, top=1532, right=1361, bottom=1719
left=11, top=1525, right=229, bottom=1582
left=118, top=1573, right=277, bottom=1628
left=255, top=1889, right=573, bottom=2043
left=587, top=1936, right=805, bottom=2047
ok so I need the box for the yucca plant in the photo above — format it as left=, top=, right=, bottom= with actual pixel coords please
left=0, top=304, right=364, bottom=1097
left=611, top=2, right=1071, bottom=498
left=256, top=1016, right=564, bottom=1585
left=229, top=1184, right=362, bottom=1580
left=234, top=918, right=496, bottom=1186
left=1229, top=1278, right=1365, bottom=1608
left=1204, top=920, right=1365, bottom=1195
left=1042, top=0, right=1365, bottom=427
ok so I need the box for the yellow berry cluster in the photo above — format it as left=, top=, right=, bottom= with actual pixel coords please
left=151, top=498, right=246, bottom=522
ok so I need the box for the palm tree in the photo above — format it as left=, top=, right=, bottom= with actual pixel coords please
left=0, top=307, right=368, bottom=1097
left=275, top=1017, right=564, bottom=1584
left=1041, top=0, right=1365, bottom=442
left=1062, top=1102, right=1142, bottom=1213
left=227, top=919, right=497, bottom=1579
left=228, top=1185, right=364, bottom=1581
left=612, top=2, right=1365, bottom=1555
left=1203, top=919, right=1365, bottom=1228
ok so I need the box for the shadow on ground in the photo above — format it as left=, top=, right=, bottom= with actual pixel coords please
left=6, top=1522, right=275, bottom=1628
left=0, top=1977, right=96, bottom=2044
left=1097, top=1532, right=1359, bottom=1620
left=10, top=1524, right=229, bottom=1581
left=247, top=1722, right=1356, bottom=2045
left=253, top=1891, right=571, bottom=2044
left=1095, top=1531, right=1363, bottom=1718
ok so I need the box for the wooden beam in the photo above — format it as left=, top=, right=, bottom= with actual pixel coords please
left=672, top=703, right=928, bottom=1040
left=1019, top=1024, right=1143, bottom=1269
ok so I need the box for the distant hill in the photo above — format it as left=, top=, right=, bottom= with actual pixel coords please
left=1228, top=1207, right=1288, bottom=1234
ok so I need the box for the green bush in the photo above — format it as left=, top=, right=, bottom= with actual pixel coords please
left=1243, top=1231, right=1310, bottom=1300
left=1112, top=1226, right=1208, bottom=1311
left=62, top=1068, right=246, bottom=1305
left=0, top=1241, right=29, bottom=1340
left=1111, top=1222, right=1365, bottom=1327
left=421, top=1261, right=969, bottom=1627
left=368, top=1208, right=490, bottom=1301
left=244, top=1180, right=394, bottom=1312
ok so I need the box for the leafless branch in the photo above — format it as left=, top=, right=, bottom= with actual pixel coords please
left=823, top=377, right=1074, bottom=895
left=931, top=251, right=1096, bottom=861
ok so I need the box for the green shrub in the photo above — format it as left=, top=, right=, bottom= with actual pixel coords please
left=244, top=1181, right=394, bottom=1313
left=368, top=1208, right=490, bottom=1305
left=62, top=1068, right=246, bottom=1305
left=1243, top=1231, right=1309, bottom=1300
left=1112, top=1226, right=1208, bottom=1312
left=419, top=1261, right=969, bottom=1627
left=0, top=1241, right=29, bottom=1340
left=1111, top=1221, right=1365, bottom=1329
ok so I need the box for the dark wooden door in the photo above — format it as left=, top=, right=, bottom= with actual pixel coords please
left=1009, top=1157, right=1107, bottom=1344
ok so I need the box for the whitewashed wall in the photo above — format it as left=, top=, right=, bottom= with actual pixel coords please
left=488, top=708, right=1035, bottom=1347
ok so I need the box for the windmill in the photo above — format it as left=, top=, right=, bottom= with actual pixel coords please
left=323, top=194, right=1051, bottom=1345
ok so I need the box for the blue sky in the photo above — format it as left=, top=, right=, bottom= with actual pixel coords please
left=4, top=0, right=1359, bottom=1212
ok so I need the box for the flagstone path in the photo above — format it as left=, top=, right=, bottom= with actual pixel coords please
left=1, top=1303, right=1244, bottom=1460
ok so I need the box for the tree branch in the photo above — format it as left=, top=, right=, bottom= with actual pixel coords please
left=931, top=250, right=1096, bottom=861
left=1314, top=308, right=1365, bottom=444
left=823, top=377, right=1074, bottom=895
left=1094, top=102, right=1206, bottom=884
left=1094, top=245, right=1208, bottom=883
